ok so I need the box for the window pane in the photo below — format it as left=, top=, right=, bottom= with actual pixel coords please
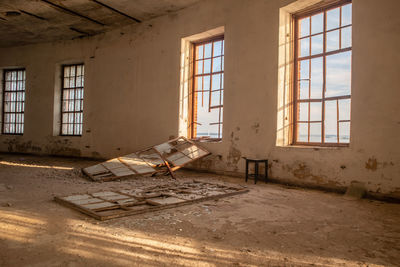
left=310, top=57, right=323, bottom=99
left=196, top=45, right=203, bottom=59
left=297, top=123, right=308, bottom=142
left=210, top=90, right=221, bottom=107
left=326, top=30, right=340, bottom=52
left=341, top=4, right=352, bottom=26
left=299, top=81, right=309, bottom=99
left=310, top=102, right=322, bottom=121
left=299, top=102, right=308, bottom=122
left=326, top=7, right=340, bottom=30
left=204, top=43, right=212, bottom=58
left=300, top=17, right=310, bottom=37
left=212, top=57, right=222, bottom=72
left=310, top=123, right=321, bottom=142
left=196, top=60, right=203, bottom=75
left=299, top=37, right=310, bottom=57
left=213, top=41, right=222, bottom=57
left=203, top=59, right=211, bottom=73
left=339, top=121, right=350, bottom=143
left=339, top=99, right=351, bottom=121
left=325, top=100, right=337, bottom=143
left=341, top=26, right=352, bottom=49
left=195, top=76, right=203, bottom=91
left=311, top=13, right=324, bottom=34
left=211, top=74, right=221, bottom=90
left=311, top=34, right=323, bottom=55
left=326, top=51, right=352, bottom=97
left=299, top=60, right=309, bottom=80
left=203, top=76, right=210, bottom=91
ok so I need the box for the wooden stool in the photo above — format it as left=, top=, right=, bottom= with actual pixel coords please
left=243, top=157, right=268, bottom=184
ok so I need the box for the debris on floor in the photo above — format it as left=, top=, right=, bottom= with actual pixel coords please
left=82, top=136, right=210, bottom=182
left=54, top=180, right=248, bottom=220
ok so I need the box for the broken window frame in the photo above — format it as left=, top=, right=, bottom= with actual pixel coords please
left=2, top=68, right=26, bottom=135
left=60, top=63, right=84, bottom=136
left=293, top=0, right=352, bottom=147
left=190, top=35, right=224, bottom=141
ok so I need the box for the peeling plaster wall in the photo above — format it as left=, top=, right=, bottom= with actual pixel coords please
left=0, top=0, right=399, bottom=198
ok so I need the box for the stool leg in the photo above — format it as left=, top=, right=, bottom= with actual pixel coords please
left=265, top=160, right=268, bottom=183
left=254, top=162, right=258, bottom=184
left=245, top=160, right=249, bottom=183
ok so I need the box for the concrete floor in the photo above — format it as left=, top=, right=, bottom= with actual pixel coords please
left=0, top=153, right=399, bottom=266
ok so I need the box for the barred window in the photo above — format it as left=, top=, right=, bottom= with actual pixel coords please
left=61, top=64, right=84, bottom=136
left=2, top=69, right=25, bottom=135
left=294, top=1, right=352, bottom=146
left=191, top=36, right=224, bottom=140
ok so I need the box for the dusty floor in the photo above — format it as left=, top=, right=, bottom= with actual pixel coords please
left=0, top=153, right=399, bottom=267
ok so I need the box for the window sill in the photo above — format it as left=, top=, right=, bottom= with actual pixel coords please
left=275, top=144, right=350, bottom=150
left=190, top=138, right=222, bottom=144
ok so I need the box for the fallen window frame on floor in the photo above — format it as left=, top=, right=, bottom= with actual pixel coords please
left=55, top=180, right=248, bottom=220
left=82, top=136, right=211, bottom=182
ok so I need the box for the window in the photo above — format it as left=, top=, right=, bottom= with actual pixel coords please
left=2, top=69, right=25, bottom=135
left=191, top=36, right=224, bottom=140
left=294, top=1, right=352, bottom=146
left=61, top=64, right=84, bottom=136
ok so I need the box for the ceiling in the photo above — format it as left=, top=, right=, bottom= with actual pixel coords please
left=0, top=0, right=200, bottom=47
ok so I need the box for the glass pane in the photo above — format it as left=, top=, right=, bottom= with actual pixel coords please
left=341, top=26, right=352, bottom=49
left=5, top=72, right=11, bottom=81
left=341, top=4, right=352, bottom=26
left=204, top=43, right=212, bottom=58
left=310, top=102, right=322, bottom=121
left=299, top=81, right=309, bottom=99
left=311, top=34, right=323, bottom=55
left=203, top=76, right=210, bottom=91
left=211, top=74, right=221, bottom=90
left=326, top=30, right=340, bottom=52
left=339, top=99, right=351, bottom=121
left=213, top=41, right=222, bottom=57
left=298, top=123, right=308, bottom=142
left=339, top=121, right=350, bottom=143
left=311, top=13, right=324, bottom=34
left=310, top=123, right=321, bottom=142
left=326, top=7, right=340, bottom=30
left=310, top=57, right=323, bottom=99
left=299, top=37, right=310, bottom=57
left=210, top=90, right=221, bottom=107
left=195, top=77, right=202, bottom=91
left=212, top=57, right=222, bottom=72
left=299, top=102, right=308, bottom=121
left=325, top=100, right=337, bottom=143
left=326, top=51, right=352, bottom=97
left=196, top=45, right=203, bottom=60
left=300, top=17, right=310, bottom=37
left=299, top=60, right=309, bottom=80
left=203, top=59, right=211, bottom=73
left=196, top=60, right=203, bottom=75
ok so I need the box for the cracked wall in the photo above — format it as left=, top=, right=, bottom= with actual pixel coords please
left=0, top=0, right=399, bottom=198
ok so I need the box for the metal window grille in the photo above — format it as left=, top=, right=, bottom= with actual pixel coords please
left=2, top=69, right=26, bottom=135
left=61, top=64, right=84, bottom=136
left=294, top=0, right=352, bottom=146
left=191, top=36, right=224, bottom=140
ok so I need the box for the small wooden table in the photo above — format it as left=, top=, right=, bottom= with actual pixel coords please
left=243, top=157, right=268, bottom=184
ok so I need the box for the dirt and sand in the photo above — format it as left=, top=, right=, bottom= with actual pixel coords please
left=0, top=153, right=399, bottom=266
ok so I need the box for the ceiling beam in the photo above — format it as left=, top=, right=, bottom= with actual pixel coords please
left=91, top=0, right=141, bottom=23
left=40, top=0, right=105, bottom=26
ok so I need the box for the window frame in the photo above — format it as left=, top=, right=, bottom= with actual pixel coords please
left=2, top=68, right=26, bottom=135
left=190, top=35, right=225, bottom=141
left=292, top=0, right=352, bottom=147
left=60, top=63, right=84, bottom=136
